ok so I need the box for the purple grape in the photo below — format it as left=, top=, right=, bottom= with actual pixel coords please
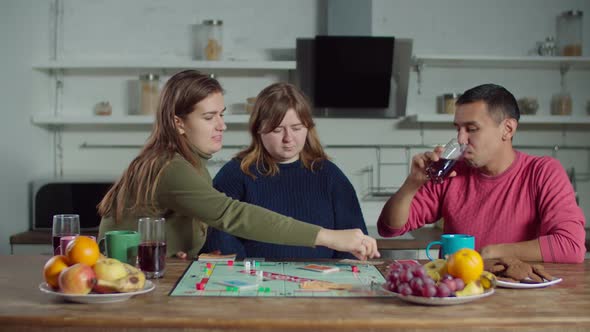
left=441, top=278, right=457, bottom=292
left=454, top=278, right=465, bottom=291
left=422, top=276, right=436, bottom=285
left=386, top=281, right=396, bottom=292
left=409, top=277, right=425, bottom=295
left=436, top=283, right=452, bottom=297
left=388, top=263, right=403, bottom=272
left=399, top=269, right=414, bottom=283
left=401, top=263, right=414, bottom=269
left=421, top=284, right=437, bottom=297
left=397, top=283, right=412, bottom=296
left=441, top=273, right=453, bottom=281
left=388, top=270, right=401, bottom=283
left=412, top=266, right=427, bottom=278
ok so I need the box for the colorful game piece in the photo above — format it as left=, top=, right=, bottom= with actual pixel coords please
left=244, top=261, right=251, bottom=270
left=264, top=287, right=271, bottom=293
left=351, top=266, right=359, bottom=273
left=255, top=261, right=261, bottom=268
left=258, top=286, right=265, bottom=292
left=227, top=260, right=234, bottom=266
left=196, top=282, right=205, bottom=290
left=206, top=262, right=212, bottom=269
left=201, top=277, right=209, bottom=284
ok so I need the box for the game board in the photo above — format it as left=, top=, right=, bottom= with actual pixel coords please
left=170, top=261, right=390, bottom=297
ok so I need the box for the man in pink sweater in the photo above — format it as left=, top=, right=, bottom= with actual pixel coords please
left=378, top=84, right=586, bottom=263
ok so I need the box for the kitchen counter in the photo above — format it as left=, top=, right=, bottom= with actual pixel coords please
left=10, top=227, right=443, bottom=253
left=11, top=227, right=589, bottom=257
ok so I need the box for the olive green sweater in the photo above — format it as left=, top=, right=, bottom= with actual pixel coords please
left=98, top=149, right=321, bottom=257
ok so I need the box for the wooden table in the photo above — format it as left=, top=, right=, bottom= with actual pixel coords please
left=1, top=256, right=589, bottom=331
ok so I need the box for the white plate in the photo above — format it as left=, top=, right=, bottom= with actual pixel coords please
left=496, top=277, right=563, bottom=289
left=39, top=280, right=155, bottom=303
left=381, top=284, right=494, bottom=306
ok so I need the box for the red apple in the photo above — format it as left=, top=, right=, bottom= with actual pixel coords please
left=58, top=263, right=96, bottom=295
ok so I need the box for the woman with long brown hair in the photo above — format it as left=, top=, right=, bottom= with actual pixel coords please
left=203, top=82, right=367, bottom=259
left=98, top=70, right=379, bottom=260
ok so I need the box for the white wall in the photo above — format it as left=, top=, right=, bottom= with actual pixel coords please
left=0, top=1, right=54, bottom=254
left=1, top=0, right=589, bottom=254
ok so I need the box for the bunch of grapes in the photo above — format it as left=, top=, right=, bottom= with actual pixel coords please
left=385, top=263, right=465, bottom=298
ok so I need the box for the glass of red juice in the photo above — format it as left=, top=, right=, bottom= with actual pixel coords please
left=52, top=214, right=80, bottom=255
left=137, top=217, right=166, bottom=278
left=426, top=138, right=466, bottom=184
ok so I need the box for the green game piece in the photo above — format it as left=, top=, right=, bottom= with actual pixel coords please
left=258, top=287, right=265, bottom=292
left=233, top=287, right=239, bottom=292
left=226, top=286, right=232, bottom=291
left=264, top=287, right=271, bottom=293
left=255, top=261, right=260, bottom=268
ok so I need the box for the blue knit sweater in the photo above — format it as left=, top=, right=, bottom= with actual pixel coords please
left=201, top=158, right=367, bottom=259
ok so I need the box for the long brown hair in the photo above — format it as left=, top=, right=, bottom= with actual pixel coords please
left=98, top=70, right=223, bottom=222
left=238, top=82, right=328, bottom=178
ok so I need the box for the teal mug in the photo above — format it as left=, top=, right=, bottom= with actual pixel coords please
left=426, top=234, right=475, bottom=260
left=100, top=230, right=141, bottom=265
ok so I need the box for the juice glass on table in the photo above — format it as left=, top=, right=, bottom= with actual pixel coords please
left=425, top=138, right=466, bottom=184
left=137, top=217, right=166, bottom=279
left=52, top=214, right=80, bottom=255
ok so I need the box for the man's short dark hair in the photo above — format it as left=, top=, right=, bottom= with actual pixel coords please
left=456, top=84, right=520, bottom=123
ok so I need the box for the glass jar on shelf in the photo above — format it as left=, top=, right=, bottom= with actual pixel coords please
left=551, top=90, right=573, bottom=115
left=437, top=93, right=461, bottom=114
left=138, top=73, right=160, bottom=115
left=202, top=19, right=223, bottom=60
left=557, top=10, right=583, bottom=56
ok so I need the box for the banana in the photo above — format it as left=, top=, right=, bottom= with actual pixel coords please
left=95, top=264, right=146, bottom=293
left=479, top=271, right=497, bottom=290
left=423, top=259, right=448, bottom=282
left=455, top=280, right=484, bottom=297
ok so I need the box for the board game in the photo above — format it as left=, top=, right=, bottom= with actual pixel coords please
left=170, top=261, right=390, bottom=297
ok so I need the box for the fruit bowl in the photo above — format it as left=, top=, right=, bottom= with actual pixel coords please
left=39, top=280, right=155, bottom=304
left=381, top=284, right=494, bottom=306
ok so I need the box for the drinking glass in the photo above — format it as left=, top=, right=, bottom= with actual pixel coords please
left=425, top=138, right=467, bottom=184
left=52, top=214, right=80, bottom=255
left=137, top=217, right=166, bottom=278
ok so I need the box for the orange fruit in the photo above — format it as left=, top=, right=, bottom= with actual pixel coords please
left=65, top=236, right=100, bottom=267
left=447, top=248, right=484, bottom=284
left=43, top=255, right=70, bottom=289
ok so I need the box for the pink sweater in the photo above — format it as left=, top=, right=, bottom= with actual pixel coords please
left=378, top=151, right=586, bottom=263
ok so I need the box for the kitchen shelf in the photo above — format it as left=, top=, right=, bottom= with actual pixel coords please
left=405, top=114, right=590, bottom=125
left=31, top=114, right=250, bottom=126
left=32, top=59, right=296, bottom=70
left=412, top=55, right=590, bottom=70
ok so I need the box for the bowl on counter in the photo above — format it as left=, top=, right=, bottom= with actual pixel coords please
left=517, top=97, right=539, bottom=115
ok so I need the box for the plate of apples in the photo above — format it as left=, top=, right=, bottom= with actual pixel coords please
left=41, top=256, right=154, bottom=304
